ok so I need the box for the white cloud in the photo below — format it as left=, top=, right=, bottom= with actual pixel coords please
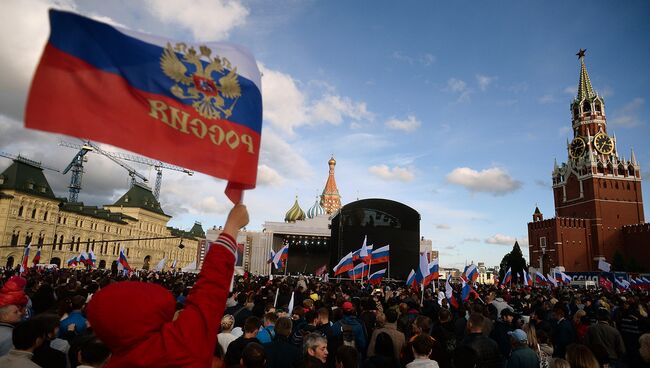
left=538, top=94, right=555, bottom=104
left=260, top=64, right=373, bottom=135
left=476, top=74, right=496, bottom=91
left=256, top=164, right=284, bottom=187
left=385, top=115, right=421, bottom=133
left=311, top=94, right=373, bottom=125
left=446, top=167, right=522, bottom=195
left=564, top=85, right=577, bottom=96
left=485, top=234, right=518, bottom=245
left=144, top=0, right=249, bottom=41
left=259, top=129, right=312, bottom=179
left=446, top=78, right=471, bottom=102
left=436, top=224, right=451, bottom=230
left=447, top=78, right=467, bottom=93
left=610, top=97, right=644, bottom=128
left=368, top=165, right=415, bottom=182
left=391, top=51, right=436, bottom=66
left=0, top=0, right=77, bottom=120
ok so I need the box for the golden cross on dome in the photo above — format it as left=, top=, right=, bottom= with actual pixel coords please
left=576, top=48, right=586, bottom=59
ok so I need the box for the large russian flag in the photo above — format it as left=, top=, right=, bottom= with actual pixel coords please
left=347, top=262, right=369, bottom=280
left=333, top=251, right=354, bottom=276
left=371, top=245, right=390, bottom=264
left=25, top=10, right=263, bottom=203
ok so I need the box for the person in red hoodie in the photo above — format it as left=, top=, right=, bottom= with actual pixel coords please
left=86, top=203, right=248, bottom=368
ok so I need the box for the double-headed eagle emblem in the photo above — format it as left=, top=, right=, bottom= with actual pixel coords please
left=160, top=42, right=241, bottom=120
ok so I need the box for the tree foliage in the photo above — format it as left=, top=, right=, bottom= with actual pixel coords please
left=498, top=241, right=527, bottom=285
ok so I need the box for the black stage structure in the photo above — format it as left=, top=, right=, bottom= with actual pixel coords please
left=329, top=199, right=420, bottom=280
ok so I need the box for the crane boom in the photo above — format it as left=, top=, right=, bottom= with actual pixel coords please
left=59, top=141, right=193, bottom=199
left=81, top=141, right=148, bottom=184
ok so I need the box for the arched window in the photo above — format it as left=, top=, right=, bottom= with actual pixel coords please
left=573, top=106, right=579, bottom=119
left=619, top=164, right=626, bottom=176
left=58, top=235, right=64, bottom=250
left=18, top=206, right=23, bottom=217
left=43, top=211, right=48, bottom=221
left=31, top=208, right=36, bottom=219
left=597, top=164, right=604, bottom=175
left=11, top=231, right=19, bottom=246
left=595, top=101, right=602, bottom=113
left=582, top=101, right=591, bottom=114
left=628, top=165, right=635, bottom=177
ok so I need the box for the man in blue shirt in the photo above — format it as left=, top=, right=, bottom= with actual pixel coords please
left=256, top=312, right=277, bottom=344
left=59, top=295, right=88, bottom=339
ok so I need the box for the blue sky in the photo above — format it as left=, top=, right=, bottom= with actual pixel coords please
left=1, top=0, right=649, bottom=269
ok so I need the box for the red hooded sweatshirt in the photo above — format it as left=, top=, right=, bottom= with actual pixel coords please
left=87, top=233, right=237, bottom=367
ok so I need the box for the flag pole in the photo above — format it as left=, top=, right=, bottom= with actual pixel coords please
left=420, top=282, right=425, bottom=306
left=273, top=287, right=279, bottom=308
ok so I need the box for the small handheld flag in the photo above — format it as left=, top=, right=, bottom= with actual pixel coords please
left=20, top=243, right=31, bottom=273
left=370, top=245, right=390, bottom=264
left=118, top=248, right=132, bottom=271
left=32, top=246, right=42, bottom=267
left=368, top=269, right=387, bottom=285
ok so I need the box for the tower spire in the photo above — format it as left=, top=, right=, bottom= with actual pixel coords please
left=320, top=156, right=342, bottom=214
left=576, top=49, right=595, bottom=101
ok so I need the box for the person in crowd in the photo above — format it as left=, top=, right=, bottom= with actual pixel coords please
left=490, top=308, right=515, bottom=359
left=218, top=315, right=239, bottom=354
left=31, top=313, right=68, bottom=368
left=564, top=343, right=599, bottom=368
left=634, top=333, right=650, bottom=367
left=0, top=304, right=24, bottom=356
left=0, top=319, right=43, bottom=368
left=406, top=334, right=439, bottom=368
left=451, top=345, right=477, bottom=368
left=551, top=303, right=575, bottom=359
left=398, top=302, right=420, bottom=340
left=59, top=295, right=88, bottom=339
left=584, top=308, right=625, bottom=365
left=490, top=292, right=513, bottom=317
left=573, top=309, right=589, bottom=342
left=292, top=310, right=321, bottom=348
left=335, top=345, right=358, bottom=368
left=76, top=338, right=111, bottom=368
left=304, top=333, right=329, bottom=368
left=264, top=317, right=301, bottom=368
left=85, top=203, right=249, bottom=368
left=0, top=276, right=29, bottom=356
left=225, top=316, right=261, bottom=367
left=529, top=325, right=553, bottom=368
left=430, top=308, right=456, bottom=361
left=505, top=329, right=539, bottom=368
left=548, top=358, right=570, bottom=368
left=257, top=312, right=277, bottom=344
left=241, top=342, right=266, bottom=368
left=460, top=313, right=502, bottom=368
left=332, top=301, right=367, bottom=354
left=365, top=332, right=398, bottom=368
left=367, top=308, right=405, bottom=361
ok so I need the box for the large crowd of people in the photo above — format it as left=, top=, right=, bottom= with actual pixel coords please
left=0, top=205, right=649, bottom=367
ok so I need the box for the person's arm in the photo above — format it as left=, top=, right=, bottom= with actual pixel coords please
left=162, top=204, right=249, bottom=364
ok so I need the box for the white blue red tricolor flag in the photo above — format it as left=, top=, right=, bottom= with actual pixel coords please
left=26, top=10, right=263, bottom=203
left=368, top=268, right=386, bottom=285
left=348, top=262, right=369, bottom=280
left=501, top=267, right=512, bottom=286
left=370, top=245, right=390, bottom=264
left=333, top=251, right=354, bottom=276
left=32, top=246, right=42, bottom=267
left=20, top=243, right=31, bottom=273
left=118, top=248, right=132, bottom=271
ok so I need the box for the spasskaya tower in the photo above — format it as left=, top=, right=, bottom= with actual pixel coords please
left=528, top=49, right=647, bottom=273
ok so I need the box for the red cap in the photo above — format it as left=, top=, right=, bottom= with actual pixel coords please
left=0, top=276, right=28, bottom=307
left=342, top=301, right=354, bottom=312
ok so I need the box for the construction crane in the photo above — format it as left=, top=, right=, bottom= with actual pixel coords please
left=0, top=152, right=60, bottom=172
left=59, top=141, right=193, bottom=199
left=60, top=140, right=148, bottom=203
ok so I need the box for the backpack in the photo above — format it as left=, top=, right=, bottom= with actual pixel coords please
left=341, top=323, right=356, bottom=348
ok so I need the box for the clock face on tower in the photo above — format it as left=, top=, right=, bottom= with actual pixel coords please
left=569, top=137, right=586, bottom=158
left=594, top=132, right=614, bottom=154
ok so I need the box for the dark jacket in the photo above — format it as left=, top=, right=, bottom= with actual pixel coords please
left=224, top=336, right=259, bottom=367
left=303, top=355, right=326, bottom=368
left=489, top=319, right=514, bottom=358
left=506, top=345, right=539, bottom=368
left=33, top=343, right=67, bottom=368
left=264, top=335, right=302, bottom=368
left=552, top=318, right=575, bottom=358
left=332, top=315, right=368, bottom=353
left=461, top=332, right=503, bottom=368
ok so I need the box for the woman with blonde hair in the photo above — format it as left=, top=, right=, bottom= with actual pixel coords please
left=524, top=323, right=553, bottom=368
left=217, top=314, right=237, bottom=353
left=565, top=344, right=599, bottom=368
left=572, top=309, right=588, bottom=342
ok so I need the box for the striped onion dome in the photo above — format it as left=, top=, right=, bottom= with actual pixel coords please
left=284, top=196, right=306, bottom=222
left=306, top=198, right=325, bottom=219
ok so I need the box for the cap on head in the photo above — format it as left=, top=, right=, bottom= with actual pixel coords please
left=342, top=301, right=354, bottom=312
left=508, top=329, right=527, bottom=343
